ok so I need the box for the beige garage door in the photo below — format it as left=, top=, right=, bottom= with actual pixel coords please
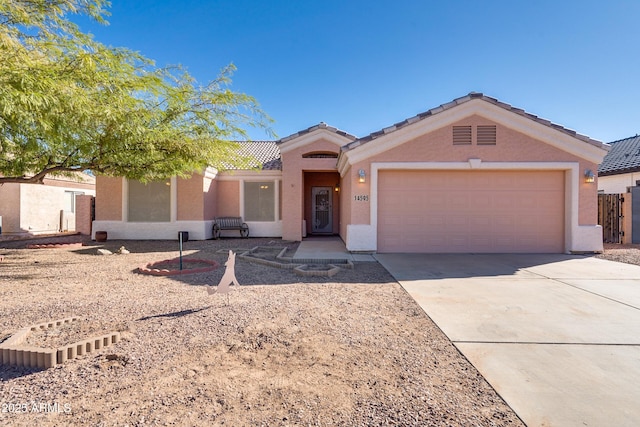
left=377, top=170, right=565, bottom=253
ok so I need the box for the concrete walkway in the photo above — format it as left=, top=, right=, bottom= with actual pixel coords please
left=293, top=236, right=376, bottom=261
left=375, top=253, right=640, bottom=427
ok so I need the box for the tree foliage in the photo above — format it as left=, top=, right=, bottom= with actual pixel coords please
left=0, top=0, right=272, bottom=184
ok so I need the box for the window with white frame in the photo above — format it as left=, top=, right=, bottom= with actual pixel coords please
left=64, top=191, right=84, bottom=213
left=244, top=181, right=275, bottom=221
left=128, top=180, right=171, bottom=222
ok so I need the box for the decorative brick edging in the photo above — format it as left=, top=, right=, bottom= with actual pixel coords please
left=137, top=258, right=220, bottom=276
left=0, top=317, right=120, bottom=369
left=237, top=246, right=354, bottom=276
left=294, top=264, right=341, bottom=277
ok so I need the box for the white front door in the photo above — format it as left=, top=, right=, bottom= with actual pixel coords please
left=312, top=187, right=332, bottom=233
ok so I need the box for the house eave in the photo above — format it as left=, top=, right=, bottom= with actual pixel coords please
left=340, top=98, right=608, bottom=168
left=278, top=127, right=355, bottom=154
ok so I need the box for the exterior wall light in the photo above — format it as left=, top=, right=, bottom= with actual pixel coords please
left=358, top=169, right=366, bottom=183
left=584, top=169, right=595, bottom=183
left=334, top=183, right=340, bottom=192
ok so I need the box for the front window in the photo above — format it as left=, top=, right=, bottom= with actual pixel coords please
left=64, top=191, right=84, bottom=213
left=244, top=181, right=275, bottom=221
left=128, top=180, right=171, bottom=222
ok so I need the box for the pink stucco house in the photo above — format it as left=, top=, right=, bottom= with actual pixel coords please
left=92, top=93, right=609, bottom=253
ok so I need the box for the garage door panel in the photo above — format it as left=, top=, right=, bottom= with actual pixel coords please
left=378, top=170, right=564, bottom=253
left=405, top=216, right=423, bottom=226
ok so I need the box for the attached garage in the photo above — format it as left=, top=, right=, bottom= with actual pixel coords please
left=377, top=170, right=565, bottom=253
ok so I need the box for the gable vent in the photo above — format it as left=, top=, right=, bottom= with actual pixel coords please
left=477, top=125, right=497, bottom=145
left=453, top=126, right=472, bottom=145
left=302, top=152, right=338, bottom=158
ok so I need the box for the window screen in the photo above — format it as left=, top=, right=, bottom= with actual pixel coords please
left=128, top=180, right=171, bottom=222
left=244, top=181, right=275, bottom=222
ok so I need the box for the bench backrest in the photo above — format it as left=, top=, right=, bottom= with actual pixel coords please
left=215, top=217, right=244, bottom=228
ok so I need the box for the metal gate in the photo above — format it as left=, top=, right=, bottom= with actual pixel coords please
left=598, top=194, right=623, bottom=243
left=311, top=187, right=332, bottom=233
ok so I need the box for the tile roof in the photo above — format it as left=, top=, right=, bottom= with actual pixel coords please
left=277, top=122, right=357, bottom=144
left=598, top=135, right=640, bottom=176
left=220, top=141, right=281, bottom=171
left=341, top=92, right=604, bottom=152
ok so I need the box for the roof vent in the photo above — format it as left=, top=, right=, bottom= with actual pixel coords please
left=302, top=151, right=338, bottom=159
left=477, top=125, right=497, bottom=145
left=453, top=126, right=472, bottom=145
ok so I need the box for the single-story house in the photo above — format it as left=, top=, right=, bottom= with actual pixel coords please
left=598, top=134, right=640, bottom=194
left=0, top=172, right=95, bottom=236
left=93, top=93, right=608, bottom=253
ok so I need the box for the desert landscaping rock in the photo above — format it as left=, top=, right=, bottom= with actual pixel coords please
left=12, top=237, right=638, bottom=424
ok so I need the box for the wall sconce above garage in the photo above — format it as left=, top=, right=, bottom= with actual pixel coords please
left=358, top=169, right=366, bottom=183
left=584, top=169, right=595, bottom=183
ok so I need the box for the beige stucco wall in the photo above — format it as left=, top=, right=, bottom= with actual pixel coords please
left=339, top=167, right=352, bottom=239
left=21, top=184, right=64, bottom=233
left=75, top=194, right=94, bottom=235
left=0, top=175, right=95, bottom=235
left=347, top=116, right=599, bottom=227
left=177, top=174, right=204, bottom=221
left=281, top=139, right=342, bottom=241
left=0, top=184, right=20, bottom=234
left=598, top=172, right=640, bottom=194
left=43, top=176, right=95, bottom=191
left=95, top=176, right=123, bottom=221
left=203, top=176, right=217, bottom=220
left=216, top=181, right=240, bottom=217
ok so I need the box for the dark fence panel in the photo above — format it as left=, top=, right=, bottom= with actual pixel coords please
left=598, top=194, right=622, bottom=243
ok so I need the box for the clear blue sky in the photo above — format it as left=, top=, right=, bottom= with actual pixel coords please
left=75, top=0, right=639, bottom=143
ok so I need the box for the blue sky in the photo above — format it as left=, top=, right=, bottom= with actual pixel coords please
left=75, top=0, right=639, bottom=143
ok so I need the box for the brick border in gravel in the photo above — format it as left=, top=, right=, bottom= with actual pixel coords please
left=137, top=258, right=220, bottom=276
left=0, top=317, right=121, bottom=369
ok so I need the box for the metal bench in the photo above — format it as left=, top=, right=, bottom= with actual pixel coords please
left=212, top=217, right=249, bottom=239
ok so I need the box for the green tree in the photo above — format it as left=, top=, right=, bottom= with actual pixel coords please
left=0, top=0, right=272, bottom=184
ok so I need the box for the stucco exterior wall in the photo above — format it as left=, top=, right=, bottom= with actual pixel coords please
left=0, top=176, right=95, bottom=235
left=281, top=138, right=342, bottom=241
left=203, top=176, right=217, bottom=220
left=20, top=184, right=71, bottom=234
left=177, top=174, right=204, bottom=221
left=95, top=176, right=123, bottom=221
left=43, top=176, right=94, bottom=191
left=216, top=181, right=240, bottom=217
left=348, top=116, right=599, bottom=227
left=339, top=167, right=352, bottom=239
left=75, top=195, right=94, bottom=235
left=0, top=184, right=20, bottom=234
left=598, top=172, right=640, bottom=194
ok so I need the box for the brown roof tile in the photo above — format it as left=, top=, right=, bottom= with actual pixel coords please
left=277, top=122, right=357, bottom=144
left=341, top=92, right=603, bottom=152
left=220, top=141, right=281, bottom=171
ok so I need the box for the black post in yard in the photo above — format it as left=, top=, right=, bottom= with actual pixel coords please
left=179, top=232, right=183, bottom=271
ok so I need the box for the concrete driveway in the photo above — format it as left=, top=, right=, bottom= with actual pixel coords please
left=375, top=253, right=640, bottom=427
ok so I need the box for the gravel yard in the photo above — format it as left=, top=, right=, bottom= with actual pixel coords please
left=0, top=236, right=525, bottom=426
left=596, top=243, right=640, bottom=266
left=3, top=236, right=634, bottom=426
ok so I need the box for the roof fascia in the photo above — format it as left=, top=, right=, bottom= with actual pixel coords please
left=278, top=128, right=352, bottom=154
left=217, top=170, right=282, bottom=181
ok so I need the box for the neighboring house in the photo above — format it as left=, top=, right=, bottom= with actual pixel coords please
left=0, top=172, right=95, bottom=236
left=93, top=93, right=608, bottom=253
left=598, top=134, right=640, bottom=194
